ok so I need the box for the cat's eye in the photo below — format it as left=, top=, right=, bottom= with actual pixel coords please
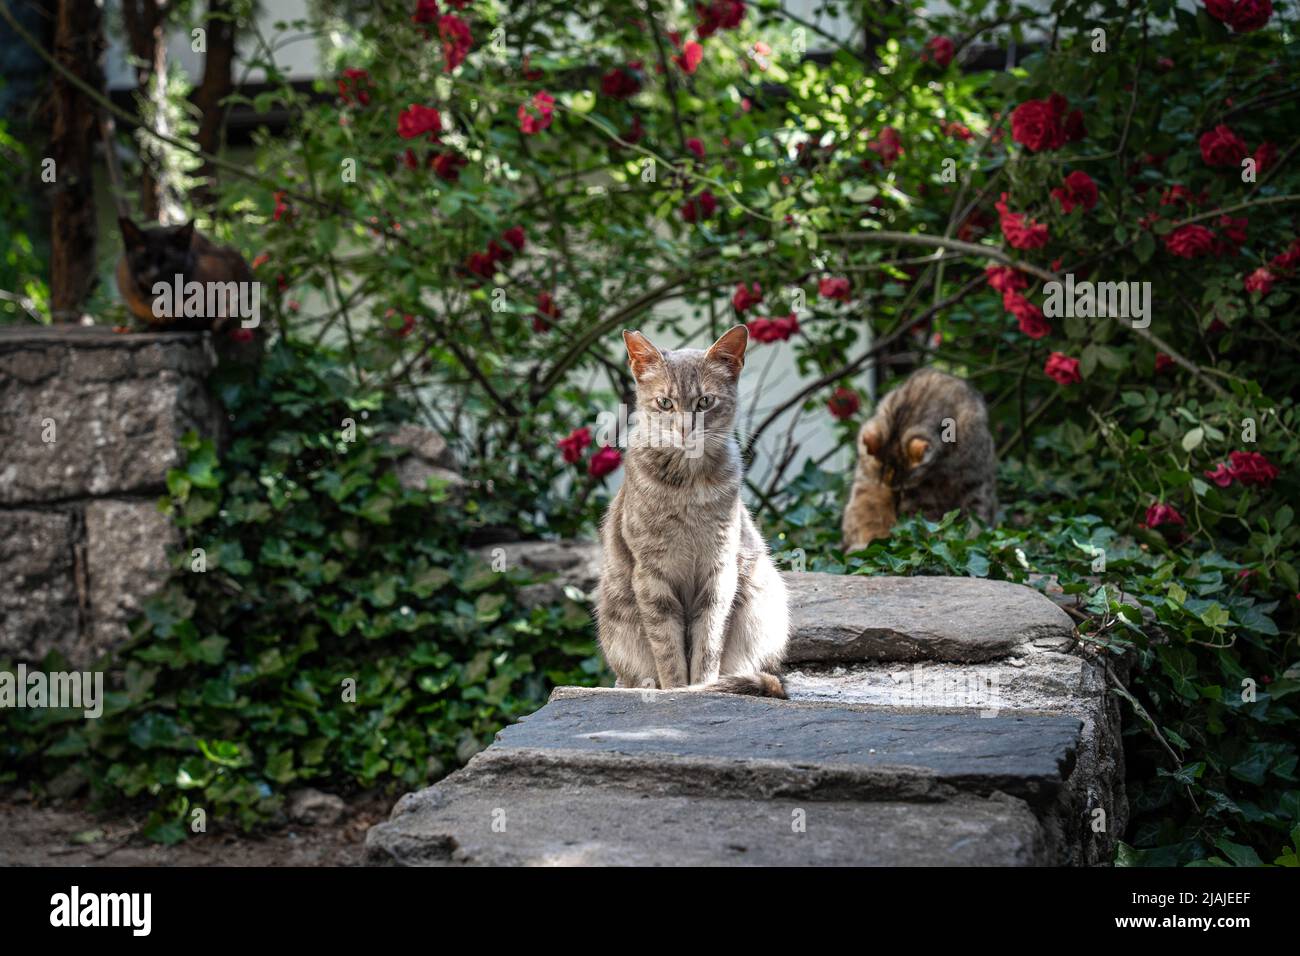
left=695, top=395, right=714, bottom=411
left=655, top=397, right=674, bottom=410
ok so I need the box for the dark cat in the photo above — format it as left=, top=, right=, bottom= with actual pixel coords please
left=843, top=367, right=997, bottom=550
left=114, top=218, right=262, bottom=360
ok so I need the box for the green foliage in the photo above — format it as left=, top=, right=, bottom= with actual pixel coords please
left=0, top=107, right=47, bottom=323
left=1, top=344, right=602, bottom=833
left=5, top=0, right=1298, bottom=865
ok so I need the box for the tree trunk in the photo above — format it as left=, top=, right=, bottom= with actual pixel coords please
left=121, top=0, right=168, bottom=221
left=48, top=0, right=104, bottom=322
left=192, top=0, right=236, bottom=206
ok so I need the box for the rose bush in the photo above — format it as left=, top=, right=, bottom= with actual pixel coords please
left=5, top=0, right=1297, bottom=864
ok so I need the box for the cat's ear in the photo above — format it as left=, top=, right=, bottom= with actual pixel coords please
left=706, top=325, right=748, bottom=377
left=906, top=436, right=930, bottom=465
left=861, top=421, right=883, bottom=456
left=119, top=217, right=145, bottom=248
left=175, top=221, right=196, bottom=246
left=623, top=330, right=664, bottom=379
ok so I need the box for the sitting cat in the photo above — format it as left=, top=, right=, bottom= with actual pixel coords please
left=843, top=367, right=997, bottom=551
left=116, top=218, right=255, bottom=328
left=596, top=325, right=789, bottom=697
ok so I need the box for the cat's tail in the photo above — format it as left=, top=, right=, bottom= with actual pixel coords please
left=698, top=672, right=787, bottom=699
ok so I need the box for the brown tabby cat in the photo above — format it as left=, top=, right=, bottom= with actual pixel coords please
left=596, top=325, right=789, bottom=698
left=115, top=218, right=262, bottom=366
left=842, top=367, right=997, bottom=551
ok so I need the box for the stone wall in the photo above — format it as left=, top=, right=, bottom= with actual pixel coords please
left=0, top=326, right=223, bottom=666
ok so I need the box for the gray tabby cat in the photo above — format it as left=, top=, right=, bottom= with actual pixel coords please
left=843, top=367, right=997, bottom=551
left=596, top=325, right=789, bottom=698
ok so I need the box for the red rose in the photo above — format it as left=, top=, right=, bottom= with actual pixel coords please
left=1010, top=96, right=1067, bottom=152
left=942, top=121, right=973, bottom=141
left=1050, top=170, right=1099, bottom=214
left=438, top=14, right=472, bottom=72
left=411, top=0, right=439, bottom=25
left=1229, top=0, right=1273, bottom=32
left=732, top=282, right=763, bottom=314
left=519, top=91, right=555, bottom=135
left=746, top=314, right=799, bottom=343
left=1143, top=502, right=1184, bottom=529
left=503, top=226, right=526, bottom=252
left=1270, top=239, right=1300, bottom=273
left=466, top=252, right=495, bottom=279
left=925, top=36, right=955, bottom=68
left=680, top=190, right=718, bottom=223
left=534, top=290, right=560, bottom=333
left=1160, top=184, right=1197, bottom=208
left=685, top=137, right=705, bottom=160
left=398, top=104, right=442, bottom=141
left=558, top=426, right=592, bottom=464
left=1254, top=141, right=1278, bottom=173
left=1205, top=0, right=1235, bottom=20
left=272, top=190, right=291, bottom=222
left=228, top=327, right=255, bottom=344
left=1227, top=450, right=1280, bottom=486
left=1003, top=291, right=1050, bottom=339
left=589, top=445, right=622, bottom=478
left=696, top=0, right=746, bottom=38
left=1204, top=462, right=1234, bottom=487
left=431, top=151, right=467, bottom=181
left=866, top=127, right=903, bottom=166
left=819, top=276, right=852, bottom=301
left=338, top=68, right=372, bottom=107
left=1165, top=224, right=1216, bottom=259
left=995, top=193, right=1049, bottom=249
left=1199, top=124, right=1248, bottom=167
left=1155, top=352, right=1175, bottom=374
left=1044, top=352, right=1081, bottom=385
left=601, top=64, right=643, bottom=99
left=674, top=40, right=704, bottom=74
left=1218, top=216, right=1248, bottom=248
left=986, top=266, right=1029, bottom=293
left=827, top=387, right=861, bottom=420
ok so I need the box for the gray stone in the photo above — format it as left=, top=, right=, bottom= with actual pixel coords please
left=0, top=327, right=221, bottom=504
left=472, top=539, right=602, bottom=608
left=0, top=510, right=81, bottom=662
left=785, top=573, right=1075, bottom=663
left=783, top=650, right=1125, bottom=866
left=288, top=788, right=348, bottom=826
left=365, top=780, right=1045, bottom=867
left=386, top=423, right=455, bottom=470
left=84, top=499, right=178, bottom=659
left=385, top=423, right=464, bottom=493
left=492, top=688, right=1080, bottom=803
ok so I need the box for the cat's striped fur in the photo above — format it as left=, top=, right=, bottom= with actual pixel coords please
left=843, top=367, right=997, bottom=551
left=596, top=326, right=789, bottom=698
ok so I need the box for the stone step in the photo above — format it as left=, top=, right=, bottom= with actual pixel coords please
left=488, top=688, right=1081, bottom=804
left=786, top=573, right=1075, bottom=663
left=467, top=542, right=1076, bottom=665
left=365, top=780, right=1045, bottom=866
left=783, top=650, right=1104, bottom=720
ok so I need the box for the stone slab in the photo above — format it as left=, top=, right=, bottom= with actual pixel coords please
left=785, top=573, right=1075, bottom=663
left=0, top=327, right=221, bottom=504
left=0, top=509, right=80, bottom=662
left=494, top=688, right=1080, bottom=802
left=365, top=781, right=1045, bottom=866
left=84, top=499, right=179, bottom=659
